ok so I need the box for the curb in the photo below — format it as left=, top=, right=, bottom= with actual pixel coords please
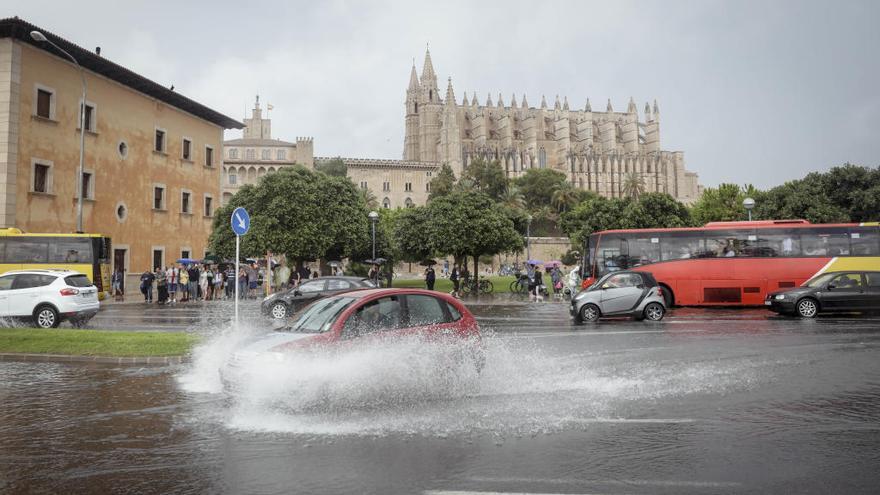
left=0, top=353, right=188, bottom=366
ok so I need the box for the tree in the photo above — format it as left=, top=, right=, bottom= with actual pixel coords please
left=209, top=166, right=370, bottom=263
left=428, top=163, right=457, bottom=200
left=817, top=164, right=880, bottom=221
left=513, top=168, right=568, bottom=210
left=550, top=181, right=584, bottom=213
left=499, top=185, right=525, bottom=210
left=621, top=172, right=646, bottom=200
left=392, top=206, right=435, bottom=263
left=359, top=188, right=378, bottom=210
left=690, top=183, right=753, bottom=225
left=753, top=179, right=849, bottom=223
left=314, top=157, right=348, bottom=177
left=622, top=193, right=694, bottom=229
left=560, top=196, right=633, bottom=247
left=460, top=157, right=508, bottom=200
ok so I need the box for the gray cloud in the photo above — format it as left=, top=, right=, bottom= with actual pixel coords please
left=9, top=0, right=879, bottom=188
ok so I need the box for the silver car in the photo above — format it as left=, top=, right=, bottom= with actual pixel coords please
left=570, top=270, right=666, bottom=323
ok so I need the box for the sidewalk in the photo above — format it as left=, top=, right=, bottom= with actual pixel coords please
left=0, top=353, right=187, bottom=365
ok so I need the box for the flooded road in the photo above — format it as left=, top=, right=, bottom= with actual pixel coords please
left=2, top=301, right=880, bottom=494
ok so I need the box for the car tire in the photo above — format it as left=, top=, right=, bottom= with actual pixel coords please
left=796, top=298, right=819, bottom=318
left=643, top=302, right=665, bottom=321
left=659, top=285, right=674, bottom=308
left=34, top=305, right=60, bottom=329
left=269, top=301, right=289, bottom=319
left=579, top=303, right=601, bottom=323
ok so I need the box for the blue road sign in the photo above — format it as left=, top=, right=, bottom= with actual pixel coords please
left=231, top=207, right=250, bottom=236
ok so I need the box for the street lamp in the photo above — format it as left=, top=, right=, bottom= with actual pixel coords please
left=526, top=214, right=533, bottom=262
left=368, top=211, right=379, bottom=284
left=743, top=197, right=755, bottom=222
left=31, top=30, right=87, bottom=233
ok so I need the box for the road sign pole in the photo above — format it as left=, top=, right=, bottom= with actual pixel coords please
left=234, top=235, right=240, bottom=329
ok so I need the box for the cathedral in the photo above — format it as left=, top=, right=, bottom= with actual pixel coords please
left=403, top=49, right=701, bottom=203
left=223, top=49, right=701, bottom=208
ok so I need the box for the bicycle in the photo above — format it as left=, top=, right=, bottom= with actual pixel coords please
left=460, top=278, right=494, bottom=295
left=508, top=274, right=530, bottom=294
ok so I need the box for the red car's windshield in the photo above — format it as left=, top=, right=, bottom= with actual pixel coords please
left=289, top=296, right=356, bottom=333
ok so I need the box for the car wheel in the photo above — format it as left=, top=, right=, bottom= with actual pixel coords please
left=643, top=302, right=665, bottom=321
left=34, top=305, right=60, bottom=329
left=579, top=303, right=600, bottom=323
left=270, top=301, right=289, bottom=319
left=796, top=298, right=819, bottom=318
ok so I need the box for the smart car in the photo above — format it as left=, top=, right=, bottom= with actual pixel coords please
left=570, top=270, right=666, bottom=323
left=260, top=276, right=376, bottom=319
left=224, top=288, right=484, bottom=393
left=765, top=271, right=880, bottom=318
left=0, top=269, right=100, bottom=328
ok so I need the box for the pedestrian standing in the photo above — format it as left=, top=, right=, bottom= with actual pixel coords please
left=450, top=264, right=460, bottom=298
left=425, top=265, right=436, bottom=291
left=188, top=265, right=199, bottom=301
left=551, top=266, right=563, bottom=296
left=198, top=267, right=208, bottom=300
left=166, top=265, right=177, bottom=304
left=385, top=269, right=393, bottom=288
left=156, top=267, right=168, bottom=305
left=179, top=267, right=190, bottom=302
left=206, top=266, right=214, bottom=300
left=140, top=269, right=154, bottom=303
left=214, top=269, right=223, bottom=300
left=367, top=264, right=378, bottom=287
left=247, top=263, right=258, bottom=298
left=112, top=268, right=124, bottom=302
left=225, top=265, right=235, bottom=298
left=238, top=267, right=248, bottom=298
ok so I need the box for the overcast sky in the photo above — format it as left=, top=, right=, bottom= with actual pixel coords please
left=8, top=0, right=879, bottom=188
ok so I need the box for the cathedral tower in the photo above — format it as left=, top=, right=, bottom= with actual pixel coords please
left=417, top=48, right=442, bottom=163
left=403, top=63, right=420, bottom=160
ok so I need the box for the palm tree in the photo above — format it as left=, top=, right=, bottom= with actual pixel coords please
left=622, top=172, right=646, bottom=200
left=500, top=185, right=525, bottom=210
left=359, top=188, right=378, bottom=210
left=551, top=182, right=579, bottom=213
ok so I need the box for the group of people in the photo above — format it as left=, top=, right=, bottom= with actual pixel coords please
left=138, top=264, right=237, bottom=304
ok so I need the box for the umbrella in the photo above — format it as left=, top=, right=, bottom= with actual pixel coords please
left=202, top=254, right=221, bottom=264
left=176, top=258, right=198, bottom=265
left=420, top=259, right=437, bottom=266
left=545, top=260, right=562, bottom=267
left=527, top=259, right=544, bottom=265
left=363, top=258, right=387, bottom=265
left=328, top=261, right=342, bottom=267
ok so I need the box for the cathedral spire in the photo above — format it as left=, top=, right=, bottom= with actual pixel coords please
left=540, top=95, right=547, bottom=109
left=554, top=94, right=561, bottom=110
left=486, top=92, right=493, bottom=106
left=521, top=93, right=529, bottom=108
left=462, top=91, right=468, bottom=106
left=471, top=92, right=478, bottom=106
left=653, top=99, right=660, bottom=117
left=497, top=92, right=504, bottom=107
left=408, top=61, right=420, bottom=90
left=563, top=96, right=570, bottom=111
left=510, top=93, right=517, bottom=108
left=421, top=47, right=436, bottom=82
left=627, top=96, right=637, bottom=113
left=645, top=101, right=652, bottom=120
left=445, top=77, right=455, bottom=106
left=585, top=98, right=592, bottom=112
left=606, top=98, right=613, bottom=112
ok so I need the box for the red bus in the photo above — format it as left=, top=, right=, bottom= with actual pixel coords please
left=582, top=220, right=880, bottom=306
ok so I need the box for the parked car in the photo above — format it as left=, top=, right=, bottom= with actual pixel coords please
left=261, top=276, right=376, bottom=319
left=0, top=269, right=100, bottom=328
left=570, top=270, right=666, bottom=323
left=765, top=271, right=880, bottom=318
left=225, top=288, right=484, bottom=393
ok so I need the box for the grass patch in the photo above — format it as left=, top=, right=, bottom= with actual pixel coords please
left=0, top=328, right=198, bottom=357
left=392, top=275, right=518, bottom=293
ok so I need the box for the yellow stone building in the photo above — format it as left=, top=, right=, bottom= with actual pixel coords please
left=0, top=17, right=242, bottom=288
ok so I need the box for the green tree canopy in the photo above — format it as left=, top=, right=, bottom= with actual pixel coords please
left=460, top=157, right=508, bottom=200
left=560, top=193, right=691, bottom=247
left=428, top=163, right=457, bottom=200
left=690, top=183, right=758, bottom=225
left=753, top=179, right=849, bottom=223
left=314, top=157, right=348, bottom=177
left=209, top=166, right=370, bottom=262
left=513, top=168, right=568, bottom=211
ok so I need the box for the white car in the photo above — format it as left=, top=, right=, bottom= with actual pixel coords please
left=0, top=269, right=100, bottom=328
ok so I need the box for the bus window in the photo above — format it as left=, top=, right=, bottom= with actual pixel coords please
left=756, top=230, right=801, bottom=257
left=626, top=236, right=661, bottom=267
left=5, top=237, right=49, bottom=263
left=850, top=228, right=880, bottom=256
left=49, top=239, right=92, bottom=263
left=596, top=237, right=626, bottom=276
left=585, top=234, right=599, bottom=278
left=802, top=228, right=850, bottom=256
left=660, top=234, right=704, bottom=261
left=703, top=230, right=756, bottom=258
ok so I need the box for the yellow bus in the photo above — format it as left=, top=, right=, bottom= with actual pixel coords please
left=0, top=228, right=112, bottom=299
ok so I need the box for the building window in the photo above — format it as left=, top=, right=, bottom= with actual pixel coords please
left=246, top=149, right=255, bottom=160
left=181, top=191, right=191, bottom=214
left=152, top=248, right=164, bottom=271
left=116, top=202, right=127, bottom=222
left=181, top=249, right=190, bottom=259
left=81, top=171, right=94, bottom=200
left=155, top=128, right=166, bottom=152
left=405, top=197, right=414, bottom=208
left=382, top=197, right=391, bottom=209
left=204, top=195, right=214, bottom=217
left=153, top=186, right=166, bottom=210
left=360, top=181, right=367, bottom=189
left=276, top=149, right=285, bottom=160
left=80, top=101, right=96, bottom=132
left=426, top=183, right=430, bottom=192
left=229, top=148, right=239, bottom=159
left=182, top=138, right=192, bottom=160
left=383, top=181, right=390, bottom=192
left=538, top=148, right=547, bottom=169
left=117, top=141, right=128, bottom=159
left=426, top=171, right=432, bottom=177
left=229, top=173, right=237, bottom=185
left=261, top=149, right=270, bottom=160
left=32, top=161, right=52, bottom=193
left=35, top=86, right=54, bottom=119
left=205, top=146, right=214, bottom=167
left=405, top=182, right=412, bottom=192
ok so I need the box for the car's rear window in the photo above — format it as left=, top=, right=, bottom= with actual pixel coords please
left=64, top=275, right=93, bottom=288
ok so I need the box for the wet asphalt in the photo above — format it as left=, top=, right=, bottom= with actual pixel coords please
left=1, top=295, right=880, bottom=494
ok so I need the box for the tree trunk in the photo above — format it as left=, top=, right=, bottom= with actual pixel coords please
left=473, top=253, right=479, bottom=295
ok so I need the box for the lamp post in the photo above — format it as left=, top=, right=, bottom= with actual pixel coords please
left=31, top=31, right=87, bottom=233
left=368, top=211, right=379, bottom=285
left=526, top=214, right=533, bottom=262
left=743, top=197, right=755, bottom=222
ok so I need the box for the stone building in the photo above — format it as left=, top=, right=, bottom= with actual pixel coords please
left=404, top=49, right=701, bottom=203
left=221, top=97, right=313, bottom=204
left=0, top=17, right=242, bottom=287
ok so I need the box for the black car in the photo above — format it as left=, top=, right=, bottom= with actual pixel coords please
left=766, top=271, right=880, bottom=318
left=261, top=276, right=376, bottom=319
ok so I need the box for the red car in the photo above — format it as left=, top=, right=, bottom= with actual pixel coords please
left=222, top=289, right=484, bottom=393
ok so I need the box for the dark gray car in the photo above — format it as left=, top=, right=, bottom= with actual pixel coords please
left=570, top=270, right=666, bottom=323
left=765, top=271, right=880, bottom=317
left=261, top=276, right=375, bottom=319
